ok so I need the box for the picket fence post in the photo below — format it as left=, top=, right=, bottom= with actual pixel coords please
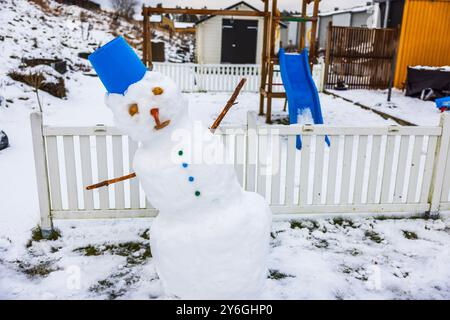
left=30, top=112, right=54, bottom=237
left=428, top=112, right=450, bottom=217
left=245, top=111, right=258, bottom=192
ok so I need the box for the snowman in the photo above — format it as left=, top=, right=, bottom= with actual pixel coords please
left=89, top=37, right=272, bottom=299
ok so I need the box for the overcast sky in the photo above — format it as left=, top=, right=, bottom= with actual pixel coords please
left=94, top=0, right=370, bottom=14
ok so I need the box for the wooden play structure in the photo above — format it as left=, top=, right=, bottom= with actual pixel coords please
left=142, top=0, right=321, bottom=124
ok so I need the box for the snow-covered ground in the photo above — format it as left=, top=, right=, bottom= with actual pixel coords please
left=2, top=85, right=449, bottom=299
left=1, top=0, right=449, bottom=300
left=329, top=89, right=442, bottom=126
left=1, top=215, right=449, bottom=299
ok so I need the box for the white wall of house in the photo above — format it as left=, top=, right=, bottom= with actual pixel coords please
left=317, top=4, right=382, bottom=51
left=280, top=27, right=288, bottom=48
left=286, top=21, right=299, bottom=47
left=318, top=15, right=332, bottom=50
left=195, top=3, right=264, bottom=64
left=332, top=12, right=352, bottom=26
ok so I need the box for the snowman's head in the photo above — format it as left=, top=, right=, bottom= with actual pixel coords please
left=105, top=71, right=186, bottom=142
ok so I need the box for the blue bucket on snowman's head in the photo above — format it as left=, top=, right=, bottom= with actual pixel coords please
left=88, top=36, right=147, bottom=94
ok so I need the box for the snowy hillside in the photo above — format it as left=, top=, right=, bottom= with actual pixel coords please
left=0, top=0, right=193, bottom=107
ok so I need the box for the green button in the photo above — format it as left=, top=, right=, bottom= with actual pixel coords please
left=195, top=191, right=201, bottom=197
left=178, top=150, right=183, bottom=156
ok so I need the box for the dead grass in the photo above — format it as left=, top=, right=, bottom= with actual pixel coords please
left=8, top=70, right=66, bottom=98
left=290, top=219, right=320, bottom=231
left=28, top=0, right=52, bottom=13
left=268, top=269, right=294, bottom=280
left=74, top=241, right=152, bottom=265
left=364, top=230, right=384, bottom=244
left=15, top=258, right=60, bottom=278
left=402, top=230, right=418, bottom=240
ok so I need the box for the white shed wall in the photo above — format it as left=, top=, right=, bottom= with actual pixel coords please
left=195, top=3, right=264, bottom=64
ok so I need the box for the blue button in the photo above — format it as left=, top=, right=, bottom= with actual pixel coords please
left=182, top=163, right=188, bottom=168
left=188, top=176, right=194, bottom=182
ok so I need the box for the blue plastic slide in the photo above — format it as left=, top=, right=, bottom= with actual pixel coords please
left=278, top=48, right=330, bottom=149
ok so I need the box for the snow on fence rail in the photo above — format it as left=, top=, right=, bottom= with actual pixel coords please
left=152, top=62, right=325, bottom=93
left=31, top=112, right=450, bottom=232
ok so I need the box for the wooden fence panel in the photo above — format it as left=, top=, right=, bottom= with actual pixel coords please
left=325, top=26, right=398, bottom=90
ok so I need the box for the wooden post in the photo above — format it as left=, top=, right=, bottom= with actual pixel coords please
left=147, top=12, right=153, bottom=70
left=308, top=0, right=320, bottom=69
left=266, top=0, right=278, bottom=124
left=245, top=111, right=258, bottom=192
left=259, top=0, right=269, bottom=116
left=387, top=26, right=400, bottom=102
left=269, top=0, right=278, bottom=61
left=299, top=0, right=307, bottom=50
left=428, top=113, right=450, bottom=217
left=266, top=62, right=274, bottom=124
left=142, top=6, right=148, bottom=66
left=324, top=21, right=332, bottom=90
left=30, top=112, right=54, bottom=238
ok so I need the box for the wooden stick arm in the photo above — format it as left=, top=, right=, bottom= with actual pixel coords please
left=86, top=173, right=136, bottom=190
left=85, top=78, right=247, bottom=190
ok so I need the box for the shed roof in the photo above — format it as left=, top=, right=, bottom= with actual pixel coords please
left=195, top=1, right=261, bottom=25
left=195, top=1, right=286, bottom=28
left=319, top=4, right=373, bottom=17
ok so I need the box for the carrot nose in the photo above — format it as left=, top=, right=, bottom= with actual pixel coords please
left=150, top=108, right=170, bottom=130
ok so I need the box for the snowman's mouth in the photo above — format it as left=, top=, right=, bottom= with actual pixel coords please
left=150, top=108, right=171, bottom=130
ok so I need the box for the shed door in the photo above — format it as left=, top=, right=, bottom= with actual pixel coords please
left=221, top=19, right=258, bottom=64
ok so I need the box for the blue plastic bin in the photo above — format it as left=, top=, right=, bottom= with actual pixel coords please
left=436, top=96, right=450, bottom=110
left=88, top=36, right=147, bottom=94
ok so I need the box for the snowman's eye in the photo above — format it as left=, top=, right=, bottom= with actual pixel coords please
left=152, top=87, right=164, bottom=95
left=128, top=103, right=139, bottom=116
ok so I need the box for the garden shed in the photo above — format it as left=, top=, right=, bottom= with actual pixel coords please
left=195, top=1, right=286, bottom=64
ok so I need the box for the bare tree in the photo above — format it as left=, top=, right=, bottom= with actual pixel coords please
left=110, top=0, right=138, bottom=20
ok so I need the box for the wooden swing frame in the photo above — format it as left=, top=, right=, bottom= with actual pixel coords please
left=142, top=0, right=321, bottom=124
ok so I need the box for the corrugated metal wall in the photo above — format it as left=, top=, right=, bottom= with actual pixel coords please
left=394, top=0, right=450, bottom=88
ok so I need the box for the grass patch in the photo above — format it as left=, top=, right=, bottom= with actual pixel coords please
left=340, top=265, right=368, bottom=281
left=290, top=219, right=320, bottom=231
left=402, top=230, right=418, bottom=240
left=26, top=226, right=61, bottom=248
left=89, top=269, right=140, bottom=300
left=394, top=271, right=410, bottom=278
left=50, top=246, right=61, bottom=253
left=139, top=229, right=150, bottom=240
left=332, top=217, right=356, bottom=228
left=348, top=248, right=362, bottom=256
left=313, top=239, right=329, bottom=249
left=268, top=269, right=294, bottom=280
left=364, top=230, right=384, bottom=244
left=374, top=215, right=426, bottom=221
left=74, top=242, right=152, bottom=265
left=75, top=245, right=102, bottom=256
left=15, top=259, right=60, bottom=278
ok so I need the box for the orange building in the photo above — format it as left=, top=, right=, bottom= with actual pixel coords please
left=394, top=0, right=450, bottom=88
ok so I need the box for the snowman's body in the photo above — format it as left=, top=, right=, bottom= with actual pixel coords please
left=106, top=71, right=272, bottom=299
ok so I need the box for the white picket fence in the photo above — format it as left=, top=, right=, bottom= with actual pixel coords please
left=152, top=62, right=326, bottom=93
left=31, top=112, right=450, bottom=232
